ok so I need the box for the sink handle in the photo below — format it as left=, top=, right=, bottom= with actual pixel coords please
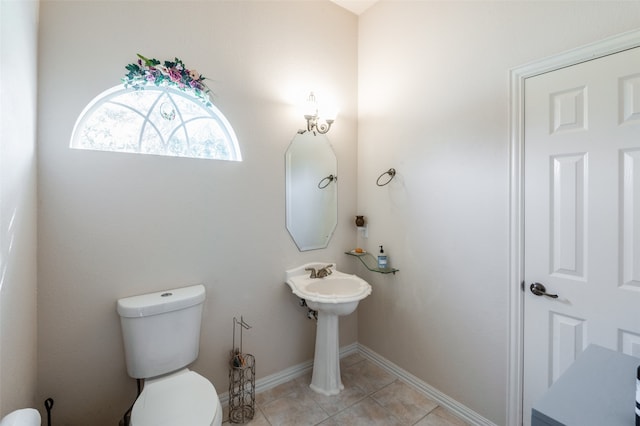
left=323, top=265, right=333, bottom=275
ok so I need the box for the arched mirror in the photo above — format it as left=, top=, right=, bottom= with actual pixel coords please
left=285, top=132, right=337, bottom=251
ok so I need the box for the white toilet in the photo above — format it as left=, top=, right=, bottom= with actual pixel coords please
left=117, top=284, right=222, bottom=426
left=0, top=409, right=40, bottom=426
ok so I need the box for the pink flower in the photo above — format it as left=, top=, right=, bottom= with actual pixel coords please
left=168, top=68, right=182, bottom=83
left=125, top=56, right=211, bottom=104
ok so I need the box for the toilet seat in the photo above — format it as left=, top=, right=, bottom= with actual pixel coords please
left=131, top=369, right=222, bottom=426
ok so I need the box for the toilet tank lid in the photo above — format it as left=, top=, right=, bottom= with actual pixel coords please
left=117, top=284, right=205, bottom=318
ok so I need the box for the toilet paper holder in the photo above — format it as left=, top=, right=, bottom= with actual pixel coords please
left=229, top=316, right=255, bottom=424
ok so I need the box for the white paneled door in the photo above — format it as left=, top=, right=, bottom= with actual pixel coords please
left=523, top=46, right=640, bottom=425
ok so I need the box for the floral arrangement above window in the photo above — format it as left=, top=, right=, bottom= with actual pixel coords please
left=70, top=54, right=241, bottom=161
left=122, top=54, right=212, bottom=106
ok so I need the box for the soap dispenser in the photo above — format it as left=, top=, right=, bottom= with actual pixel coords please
left=377, top=245, right=388, bottom=269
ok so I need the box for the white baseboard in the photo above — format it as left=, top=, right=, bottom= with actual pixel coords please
left=219, top=342, right=495, bottom=426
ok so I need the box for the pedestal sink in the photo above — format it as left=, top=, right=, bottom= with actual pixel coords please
left=285, top=263, right=372, bottom=396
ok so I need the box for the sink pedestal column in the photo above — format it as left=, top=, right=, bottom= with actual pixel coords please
left=310, top=312, right=344, bottom=396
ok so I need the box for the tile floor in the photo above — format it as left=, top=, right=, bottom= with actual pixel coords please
left=223, top=353, right=469, bottom=426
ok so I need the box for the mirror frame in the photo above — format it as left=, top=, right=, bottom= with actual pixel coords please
left=285, top=132, right=338, bottom=251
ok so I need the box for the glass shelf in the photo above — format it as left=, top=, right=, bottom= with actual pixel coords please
left=345, top=251, right=399, bottom=274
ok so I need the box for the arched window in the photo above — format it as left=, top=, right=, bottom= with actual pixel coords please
left=70, top=85, right=242, bottom=161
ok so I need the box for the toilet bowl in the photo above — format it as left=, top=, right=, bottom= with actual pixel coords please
left=130, top=369, right=221, bottom=426
left=0, top=409, right=40, bottom=426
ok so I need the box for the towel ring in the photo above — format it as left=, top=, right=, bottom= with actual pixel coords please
left=318, top=174, right=337, bottom=189
left=376, top=168, right=396, bottom=186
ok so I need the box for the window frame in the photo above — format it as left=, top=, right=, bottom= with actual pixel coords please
left=70, top=84, right=242, bottom=161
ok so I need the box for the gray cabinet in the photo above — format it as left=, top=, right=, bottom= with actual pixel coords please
left=532, top=345, right=639, bottom=426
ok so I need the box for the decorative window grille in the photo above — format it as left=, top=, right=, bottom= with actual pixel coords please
left=70, top=85, right=241, bottom=161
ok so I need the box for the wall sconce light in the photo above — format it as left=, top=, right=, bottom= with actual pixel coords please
left=303, top=92, right=336, bottom=135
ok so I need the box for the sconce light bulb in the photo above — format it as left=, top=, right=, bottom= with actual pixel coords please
left=323, top=106, right=338, bottom=122
left=304, top=92, right=318, bottom=117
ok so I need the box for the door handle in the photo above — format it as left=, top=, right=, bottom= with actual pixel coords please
left=529, top=282, right=558, bottom=298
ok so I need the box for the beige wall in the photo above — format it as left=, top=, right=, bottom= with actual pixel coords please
left=30, top=1, right=640, bottom=425
left=357, top=1, right=640, bottom=424
left=0, top=0, right=40, bottom=417
left=37, top=1, right=358, bottom=424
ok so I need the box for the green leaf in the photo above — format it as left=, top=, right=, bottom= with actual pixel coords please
left=136, top=53, right=159, bottom=67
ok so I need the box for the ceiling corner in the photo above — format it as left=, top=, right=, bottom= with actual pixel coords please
left=330, top=0, right=378, bottom=16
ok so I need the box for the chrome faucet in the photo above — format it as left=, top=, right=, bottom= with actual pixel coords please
left=305, top=265, right=333, bottom=278
left=316, top=265, right=333, bottom=278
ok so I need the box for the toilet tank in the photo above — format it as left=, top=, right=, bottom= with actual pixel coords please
left=117, top=284, right=206, bottom=379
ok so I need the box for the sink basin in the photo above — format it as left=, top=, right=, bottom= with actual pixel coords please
left=286, top=265, right=371, bottom=314
left=285, top=263, right=372, bottom=395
